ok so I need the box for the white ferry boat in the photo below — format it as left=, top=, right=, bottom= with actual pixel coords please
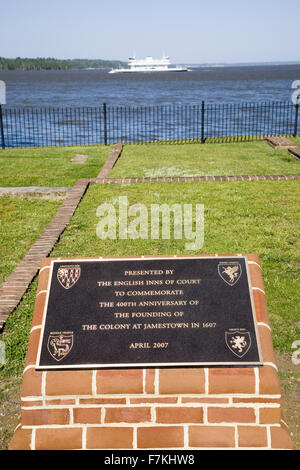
left=109, top=55, right=189, bottom=74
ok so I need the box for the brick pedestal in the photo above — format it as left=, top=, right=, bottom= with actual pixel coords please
left=9, top=255, right=294, bottom=450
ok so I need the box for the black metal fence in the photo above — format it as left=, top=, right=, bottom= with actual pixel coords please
left=0, top=101, right=299, bottom=149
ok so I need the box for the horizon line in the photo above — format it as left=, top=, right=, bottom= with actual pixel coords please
left=1, top=56, right=300, bottom=66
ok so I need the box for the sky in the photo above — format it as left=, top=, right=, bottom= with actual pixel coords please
left=0, top=0, right=300, bottom=64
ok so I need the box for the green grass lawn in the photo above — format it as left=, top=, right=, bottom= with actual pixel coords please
left=0, top=195, right=63, bottom=286
left=292, top=136, right=300, bottom=145
left=110, top=140, right=300, bottom=178
left=0, top=145, right=108, bottom=187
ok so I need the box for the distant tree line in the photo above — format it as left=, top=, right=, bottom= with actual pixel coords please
left=0, top=57, right=127, bottom=71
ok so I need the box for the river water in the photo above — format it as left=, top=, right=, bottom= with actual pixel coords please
left=1, top=64, right=300, bottom=107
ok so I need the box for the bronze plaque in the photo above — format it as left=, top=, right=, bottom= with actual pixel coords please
left=36, top=256, right=262, bottom=369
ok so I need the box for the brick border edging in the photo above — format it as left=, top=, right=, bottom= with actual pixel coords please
left=0, top=179, right=90, bottom=330
left=92, top=174, right=300, bottom=184
left=288, top=147, right=300, bottom=160
left=97, top=142, right=123, bottom=179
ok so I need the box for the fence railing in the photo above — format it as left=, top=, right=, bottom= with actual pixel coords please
left=0, top=101, right=299, bottom=149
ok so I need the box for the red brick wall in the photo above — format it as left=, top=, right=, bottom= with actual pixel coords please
left=9, top=255, right=295, bottom=450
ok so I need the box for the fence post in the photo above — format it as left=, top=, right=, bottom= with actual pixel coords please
left=293, top=102, right=299, bottom=138
left=0, top=105, right=5, bottom=150
left=103, top=102, right=108, bottom=145
left=201, top=100, right=205, bottom=144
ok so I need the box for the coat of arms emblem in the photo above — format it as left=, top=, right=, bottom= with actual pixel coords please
left=218, top=262, right=242, bottom=286
left=57, top=264, right=81, bottom=289
left=225, top=330, right=251, bottom=357
left=47, top=332, right=74, bottom=361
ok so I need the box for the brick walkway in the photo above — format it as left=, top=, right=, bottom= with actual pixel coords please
left=0, top=140, right=299, bottom=330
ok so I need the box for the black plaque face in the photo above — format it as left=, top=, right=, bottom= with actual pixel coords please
left=36, top=256, right=262, bottom=369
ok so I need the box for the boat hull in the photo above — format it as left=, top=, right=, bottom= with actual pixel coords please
left=109, top=67, right=189, bottom=74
